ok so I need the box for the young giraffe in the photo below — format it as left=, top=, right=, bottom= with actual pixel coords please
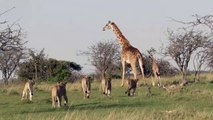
left=103, top=21, right=144, bottom=87
left=148, top=50, right=161, bottom=87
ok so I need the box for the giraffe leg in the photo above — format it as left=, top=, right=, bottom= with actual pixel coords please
left=157, top=72, right=161, bottom=87
left=152, top=77, right=155, bottom=87
left=138, top=57, right=144, bottom=79
left=158, top=76, right=161, bottom=87
left=153, top=72, right=157, bottom=87
left=121, top=59, right=126, bottom=87
left=154, top=72, right=161, bottom=87
left=130, top=61, right=137, bottom=80
left=138, top=57, right=144, bottom=85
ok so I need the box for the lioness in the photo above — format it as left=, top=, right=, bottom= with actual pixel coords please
left=21, top=79, right=35, bottom=101
left=51, top=81, right=68, bottom=108
left=125, top=79, right=138, bottom=96
left=81, top=75, right=91, bottom=99
left=101, top=77, right=112, bottom=96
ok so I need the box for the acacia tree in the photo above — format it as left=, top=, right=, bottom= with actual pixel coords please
left=0, top=8, right=24, bottom=52
left=189, top=15, right=213, bottom=70
left=82, top=40, right=120, bottom=78
left=45, top=58, right=81, bottom=82
left=18, top=51, right=82, bottom=82
left=0, top=8, right=26, bottom=84
left=0, top=50, right=24, bottom=84
left=171, top=14, right=213, bottom=33
left=28, top=49, right=46, bottom=80
left=171, top=14, right=213, bottom=71
left=209, top=48, right=213, bottom=69
left=193, top=49, right=209, bottom=81
left=164, top=28, right=210, bottom=84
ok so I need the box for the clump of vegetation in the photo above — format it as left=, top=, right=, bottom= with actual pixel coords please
left=18, top=49, right=82, bottom=82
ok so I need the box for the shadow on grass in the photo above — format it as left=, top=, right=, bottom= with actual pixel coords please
left=0, top=106, right=62, bottom=115
left=69, top=101, right=148, bottom=111
left=2, top=100, right=155, bottom=115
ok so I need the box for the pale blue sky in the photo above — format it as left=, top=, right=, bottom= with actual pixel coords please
left=1, top=0, right=213, bottom=73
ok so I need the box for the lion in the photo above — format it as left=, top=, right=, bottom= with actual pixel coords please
left=125, top=79, right=138, bottom=96
left=101, top=77, right=112, bottom=96
left=21, top=79, right=35, bottom=101
left=81, top=75, right=91, bottom=99
left=51, top=81, right=68, bottom=108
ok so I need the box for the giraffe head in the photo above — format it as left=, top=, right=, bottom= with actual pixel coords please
left=103, top=21, right=130, bottom=47
left=103, top=21, right=113, bottom=31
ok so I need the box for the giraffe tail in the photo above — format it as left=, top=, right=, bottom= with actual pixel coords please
left=137, top=53, right=143, bottom=64
left=137, top=52, right=145, bottom=79
left=137, top=52, right=142, bottom=59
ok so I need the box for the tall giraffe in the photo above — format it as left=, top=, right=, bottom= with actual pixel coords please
left=103, top=21, right=144, bottom=86
left=148, top=50, right=161, bottom=87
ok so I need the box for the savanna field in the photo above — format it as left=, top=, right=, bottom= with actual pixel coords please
left=0, top=74, right=213, bottom=120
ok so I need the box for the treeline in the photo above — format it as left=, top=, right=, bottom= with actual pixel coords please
left=18, top=50, right=82, bottom=82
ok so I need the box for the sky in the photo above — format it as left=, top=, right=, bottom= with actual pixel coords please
left=0, top=0, right=213, bottom=73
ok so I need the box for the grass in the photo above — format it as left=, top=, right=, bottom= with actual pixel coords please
left=0, top=74, right=213, bottom=120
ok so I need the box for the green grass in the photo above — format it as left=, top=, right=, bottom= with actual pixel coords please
left=0, top=74, right=213, bottom=120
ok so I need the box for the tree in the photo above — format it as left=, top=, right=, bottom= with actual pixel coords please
left=18, top=49, right=47, bottom=81
left=28, top=49, right=46, bottom=81
left=0, top=21, right=25, bottom=52
left=193, top=44, right=212, bottom=81
left=208, top=48, right=213, bottom=69
left=208, top=47, right=213, bottom=69
left=171, top=14, right=213, bottom=33
left=0, top=8, right=27, bottom=84
left=81, top=40, right=120, bottom=78
left=170, top=14, right=213, bottom=71
left=158, top=59, right=178, bottom=76
left=18, top=53, right=82, bottom=82
left=46, top=59, right=81, bottom=82
left=164, top=28, right=210, bottom=84
left=142, top=50, right=177, bottom=77
left=0, top=50, right=24, bottom=84
left=18, top=60, right=35, bottom=80
left=69, top=61, right=82, bottom=72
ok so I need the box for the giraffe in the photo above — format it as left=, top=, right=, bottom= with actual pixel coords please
left=103, top=21, right=144, bottom=87
left=148, top=49, right=161, bottom=87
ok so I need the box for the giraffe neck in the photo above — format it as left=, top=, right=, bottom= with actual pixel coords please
left=111, top=23, right=130, bottom=47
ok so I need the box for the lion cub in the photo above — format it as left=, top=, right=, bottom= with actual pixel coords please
left=51, top=81, right=68, bottom=108
left=81, top=75, right=91, bottom=99
left=21, top=79, right=35, bottom=101
left=125, top=79, right=138, bottom=96
left=101, top=77, right=112, bottom=96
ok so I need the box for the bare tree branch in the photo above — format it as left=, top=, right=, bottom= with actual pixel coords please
left=164, top=28, right=210, bottom=83
left=0, top=7, right=16, bottom=24
left=0, top=9, right=27, bottom=84
left=80, top=40, right=120, bottom=78
left=0, top=7, right=15, bottom=17
left=169, top=14, right=213, bottom=33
